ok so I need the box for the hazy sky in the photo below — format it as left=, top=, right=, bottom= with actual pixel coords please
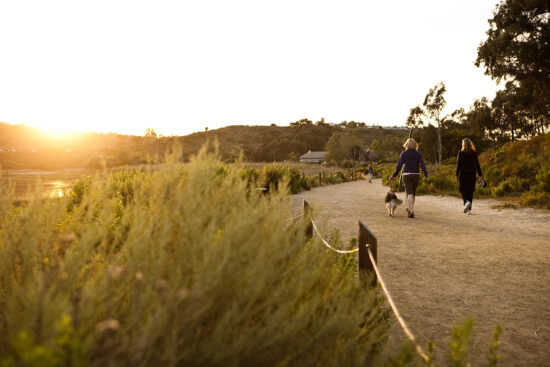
left=0, top=0, right=501, bottom=136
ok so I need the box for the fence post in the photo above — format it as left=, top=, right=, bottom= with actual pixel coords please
left=318, top=173, right=322, bottom=186
left=303, top=200, right=313, bottom=240
left=358, top=220, right=377, bottom=286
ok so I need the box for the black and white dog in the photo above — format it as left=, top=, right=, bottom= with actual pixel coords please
left=385, top=191, right=403, bottom=217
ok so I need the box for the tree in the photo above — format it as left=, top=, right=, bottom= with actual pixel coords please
left=369, top=139, right=382, bottom=161
left=324, top=132, right=364, bottom=167
left=406, top=106, right=425, bottom=129
left=476, top=0, right=550, bottom=130
left=423, top=82, right=447, bottom=165
left=466, top=98, right=495, bottom=140
left=144, top=128, right=157, bottom=138
left=289, top=118, right=313, bottom=127
left=491, top=82, right=532, bottom=142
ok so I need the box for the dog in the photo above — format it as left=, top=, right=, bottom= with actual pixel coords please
left=385, top=190, right=403, bottom=217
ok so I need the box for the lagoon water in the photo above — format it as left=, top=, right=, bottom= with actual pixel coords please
left=2, top=169, right=85, bottom=200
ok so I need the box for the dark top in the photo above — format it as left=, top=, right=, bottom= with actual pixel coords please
left=456, top=150, right=482, bottom=179
left=369, top=166, right=373, bottom=174
left=391, top=149, right=428, bottom=178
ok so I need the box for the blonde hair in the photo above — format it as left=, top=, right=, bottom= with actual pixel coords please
left=403, top=138, right=417, bottom=150
left=461, top=138, right=476, bottom=152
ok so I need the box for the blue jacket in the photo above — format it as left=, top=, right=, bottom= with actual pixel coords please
left=391, top=150, right=428, bottom=178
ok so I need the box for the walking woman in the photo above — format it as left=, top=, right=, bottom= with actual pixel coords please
left=368, top=164, right=373, bottom=183
left=389, top=138, right=429, bottom=218
left=456, top=138, right=483, bottom=215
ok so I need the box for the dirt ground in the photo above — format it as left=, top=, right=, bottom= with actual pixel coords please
left=293, top=179, right=550, bottom=366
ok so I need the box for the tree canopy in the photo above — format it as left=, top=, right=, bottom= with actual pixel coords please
left=476, top=0, right=550, bottom=133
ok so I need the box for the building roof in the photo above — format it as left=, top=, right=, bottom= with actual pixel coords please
left=299, top=151, right=327, bottom=160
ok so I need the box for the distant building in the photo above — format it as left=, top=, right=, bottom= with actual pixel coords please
left=299, top=150, right=327, bottom=163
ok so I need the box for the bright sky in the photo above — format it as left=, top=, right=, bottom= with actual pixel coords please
left=0, top=0, right=501, bottom=137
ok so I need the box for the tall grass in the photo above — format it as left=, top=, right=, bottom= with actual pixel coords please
left=0, top=149, right=389, bottom=366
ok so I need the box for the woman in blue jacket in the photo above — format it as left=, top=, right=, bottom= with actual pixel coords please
left=389, top=138, right=429, bottom=218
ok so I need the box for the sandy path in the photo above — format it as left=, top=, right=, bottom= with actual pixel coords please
left=293, top=179, right=550, bottom=366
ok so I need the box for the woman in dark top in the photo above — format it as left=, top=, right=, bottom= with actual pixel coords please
left=456, top=138, right=483, bottom=215
left=368, top=164, right=373, bottom=183
left=389, top=138, right=429, bottom=218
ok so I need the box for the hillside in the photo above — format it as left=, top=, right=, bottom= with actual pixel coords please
left=0, top=121, right=408, bottom=170
left=178, top=123, right=408, bottom=162
left=479, top=132, right=550, bottom=207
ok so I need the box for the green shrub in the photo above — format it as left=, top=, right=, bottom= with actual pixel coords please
left=239, top=167, right=260, bottom=187
left=487, top=325, right=503, bottom=367
left=492, top=176, right=530, bottom=197
left=261, top=164, right=304, bottom=194
left=535, top=162, right=550, bottom=193
left=68, top=176, right=93, bottom=208
left=0, top=149, right=389, bottom=366
left=519, top=190, right=550, bottom=208
left=0, top=316, right=86, bottom=367
left=423, top=174, right=457, bottom=193
left=448, top=318, right=474, bottom=367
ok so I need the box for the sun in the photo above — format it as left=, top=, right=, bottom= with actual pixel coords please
left=25, top=123, right=82, bottom=144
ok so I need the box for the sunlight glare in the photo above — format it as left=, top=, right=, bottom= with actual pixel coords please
left=48, top=180, right=68, bottom=198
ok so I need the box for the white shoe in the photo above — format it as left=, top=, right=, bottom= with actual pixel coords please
left=467, top=210, right=472, bottom=215
left=463, top=201, right=471, bottom=213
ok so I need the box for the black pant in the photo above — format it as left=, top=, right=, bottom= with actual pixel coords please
left=459, top=173, right=476, bottom=205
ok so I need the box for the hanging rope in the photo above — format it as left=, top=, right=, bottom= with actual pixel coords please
left=285, top=213, right=304, bottom=221
left=309, top=215, right=358, bottom=254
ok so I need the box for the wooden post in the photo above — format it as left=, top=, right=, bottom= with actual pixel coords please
left=318, top=173, right=322, bottom=186
left=358, top=220, right=377, bottom=286
left=303, top=200, right=313, bottom=240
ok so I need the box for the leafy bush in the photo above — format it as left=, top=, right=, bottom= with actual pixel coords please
left=535, top=162, right=550, bottom=193
left=239, top=167, right=260, bottom=187
left=492, top=176, right=530, bottom=197
left=0, top=149, right=389, bottom=366
left=68, top=176, right=93, bottom=208
left=519, top=191, right=550, bottom=208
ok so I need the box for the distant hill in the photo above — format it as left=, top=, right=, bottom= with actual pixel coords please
left=178, top=123, right=408, bottom=162
left=0, top=122, right=154, bottom=170
left=0, top=121, right=408, bottom=170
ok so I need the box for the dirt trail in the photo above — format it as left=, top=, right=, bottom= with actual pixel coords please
left=293, top=179, right=550, bottom=366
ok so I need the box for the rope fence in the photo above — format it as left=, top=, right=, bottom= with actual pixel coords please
left=367, top=246, right=430, bottom=362
left=285, top=213, right=304, bottom=221
left=301, top=199, right=430, bottom=364
left=309, top=215, right=359, bottom=254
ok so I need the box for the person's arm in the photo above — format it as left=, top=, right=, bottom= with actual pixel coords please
left=419, top=153, right=428, bottom=179
left=475, top=152, right=482, bottom=177
left=390, top=152, right=404, bottom=179
left=455, top=152, right=461, bottom=179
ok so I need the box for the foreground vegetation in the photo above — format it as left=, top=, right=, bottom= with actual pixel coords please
left=0, top=149, right=391, bottom=366
left=0, top=148, right=506, bottom=366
